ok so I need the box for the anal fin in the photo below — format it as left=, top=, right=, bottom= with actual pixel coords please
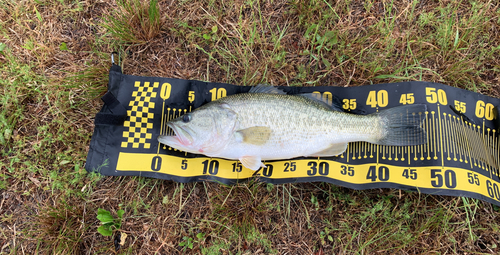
left=308, top=143, right=348, bottom=157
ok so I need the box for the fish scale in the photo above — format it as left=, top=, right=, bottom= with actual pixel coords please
left=222, top=93, right=380, bottom=145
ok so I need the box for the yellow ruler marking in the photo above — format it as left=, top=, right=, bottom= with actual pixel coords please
left=476, top=126, right=483, bottom=169
left=415, top=143, right=419, bottom=162
left=462, top=120, right=472, bottom=166
left=185, top=108, right=188, bottom=157
left=495, top=130, right=500, bottom=178
left=166, top=108, right=172, bottom=135
left=493, top=130, right=500, bottom=165
left=353, top=142, right=357, bottom=159
left=486, top=128, right=492, bottom=173
left=484, top=125, right=496, bottom=171
left=359, top=142, right=363, bottom=159
left=353, top=143, right=357, bottom=159
left=445, top=114, right=453, bottom=160
left=452, top=116, right=463, bottom=163
left=376, top=144, right=379, bottom=165
left=361, top=142, right=365, bottom=159
left=442, top=112, right=451, bottom=161
left=447, top=114, right=457, bottom=161
left=352, top=143, right=356, bottom=160
left=471, top=124, right=479, bottom=167
left=420, top=142, right=425, bottom=161
left=494, top=129, right=498, bottom=168
left=363, top=142, right=368, bottom=159
left=431, top=111, right=438, bottom=160
left=350, top=143, right=354, bottom=161
left=357, top=142, right=361, bottom=159
left=481, top=121, right=486, bottom=170
left=425, top=112, right=431, bottom=160
left=395, top=146, right=398, bottom=161
left=401, top=146, right=406, bottom=163
left=408, top=145, right=412, bottom=165
left=476, top=124, right=484, bottom=169
left=450, top=115, right=458, bottom=161
left=459, top=117, right=467, bottom=163
left=465, top=122, right=475, bottom=168
left=346, top=143, right=350, bottom=163
left=391, top=146, right=395, bottom=161
left=419, top=114, right=424, bottom=160
left=469, top=124, right=481, bottom=168
left=490, top=128, right=496, bottom=169
left=358, top=142, right=365, bottom=159
left=480, top=122, right=492, bottom=178
left=157, top=101, right=166, bottom=154
left=352, top=142, right=360, bottom=159
left=419, top=112, right=424, bottom=161
left=437, top=105, right=445, bottom=168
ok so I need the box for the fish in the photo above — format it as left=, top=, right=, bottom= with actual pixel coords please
left=158, top=85, right=427, bottom=170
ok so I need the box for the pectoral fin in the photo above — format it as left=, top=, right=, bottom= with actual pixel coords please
left=239, top=156, right=265, bottom=171
left=236, top=126, right=272, bottom=146
left=309, top=143, right=348, bottom=157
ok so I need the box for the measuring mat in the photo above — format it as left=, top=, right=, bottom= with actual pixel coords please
left=86, top=64, right=500, bottom=206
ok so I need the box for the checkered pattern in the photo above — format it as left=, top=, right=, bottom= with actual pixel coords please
left=121, top=81, right=159, bottom=149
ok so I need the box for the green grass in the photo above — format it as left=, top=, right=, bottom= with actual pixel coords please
left=102, top=0, right=161, bottom=45
left=0, top=50, right=30, bottom=146
left=0, top=0, right=499, bottom=254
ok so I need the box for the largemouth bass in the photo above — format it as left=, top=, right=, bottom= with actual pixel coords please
left=158, top=85, right=427, bottom=170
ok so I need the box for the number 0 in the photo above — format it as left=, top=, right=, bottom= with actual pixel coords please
left=151, top=156, right=162, bottom=171
left=160, top=83, right=172, bottom=100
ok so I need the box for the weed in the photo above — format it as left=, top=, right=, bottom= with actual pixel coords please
left=101, top=0, right=162, bottom=45
left=179, top=232, right=206, bottom=251
left=96, top=208, right=124, bottom=236
left=35, top=201, right=87, bottom=255
left=319, top=227, right=333, bottom=246
left=0, top=49, right=34, bottom=146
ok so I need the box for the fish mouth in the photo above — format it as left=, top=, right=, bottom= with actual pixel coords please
left=157, top=124, right=193, bottom=147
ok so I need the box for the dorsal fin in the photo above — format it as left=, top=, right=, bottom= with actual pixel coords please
left=249, top=84, right=287, bottom=94
left=299, top=93, right=344, bottom=112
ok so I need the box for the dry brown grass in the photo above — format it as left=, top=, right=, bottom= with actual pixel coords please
left=1, top=0, right=500, bottom=254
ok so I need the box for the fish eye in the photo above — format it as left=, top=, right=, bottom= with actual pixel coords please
left=182, top=114, right=192, bottom=123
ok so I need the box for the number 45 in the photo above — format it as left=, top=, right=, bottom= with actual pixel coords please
left=399, top=93, right=414, bottom=105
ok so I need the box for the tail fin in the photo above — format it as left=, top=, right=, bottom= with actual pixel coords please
left=375, top=104, right=427, bottom=146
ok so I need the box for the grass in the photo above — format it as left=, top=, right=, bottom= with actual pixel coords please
left=0, top=0, right=499, bottom=253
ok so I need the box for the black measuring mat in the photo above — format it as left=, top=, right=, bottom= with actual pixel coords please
left=86, top=64, right=500, bottom=206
